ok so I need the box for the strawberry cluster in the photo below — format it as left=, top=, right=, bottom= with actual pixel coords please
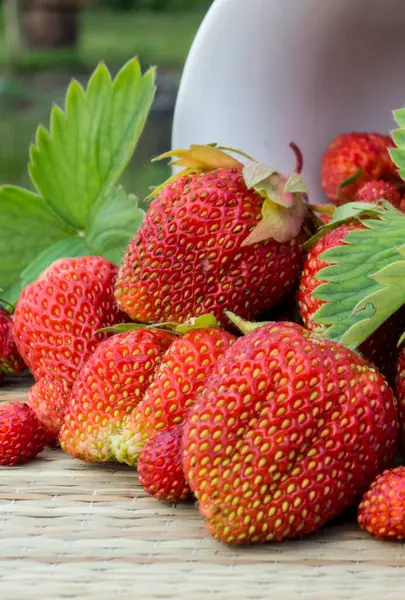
left=2, top=138, right=405, bottom=546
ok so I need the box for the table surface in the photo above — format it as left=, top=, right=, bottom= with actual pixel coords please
left=1, top=376, right=405, bottom=600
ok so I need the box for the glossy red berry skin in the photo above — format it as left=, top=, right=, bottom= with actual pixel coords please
left=358, top=467, right=405, bottom=541
left=13, top=256, right=126, bottom=384
left=0, top=402, right=48, bottom=465
left=138, top=425, right=191, bottom=503
left=115, top=168, right=302, bottom=326
left=183, top=322, right=398, bottom=545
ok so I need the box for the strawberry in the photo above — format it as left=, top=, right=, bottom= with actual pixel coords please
left=355, top=180, right=401, bottom=208
left=138, top=425, right=191, bottom=503
left=321, top=132, right=399, bottom=205
left=59, top=328, right=173, bottom=462
left=182, top=321, right=398, bottom=545
left=12, top=256, right=126, bottom=385
left=298, top=223, right=405, bottom=384
left=358, top=466, right=405, bottom=541
left=27, top=377, right=71, bottom=444
left=0, top=306, right=25, bottom=378
left=115, top=144, right=307, bottom=327
left=112, top=326, right=235, bottom=466
left=395, top=347, right=405, bottom=450
left=0, top=401, right=48, bottom=465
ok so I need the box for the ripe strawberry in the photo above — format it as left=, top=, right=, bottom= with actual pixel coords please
left=13, top=256, right=126, bottom=384
left=112, top=327, right=235, bottom=466
left=298, top=223, right=405, bottom=384
left=0, top=306, right=25, bottom=378
left=27, top=378, right=71, bottom=444
left=183, top=322, right=398, bottom=545
left=115, top=144, right=307, bottom=326
left=395, top=348, right=405, bottom=450
left=356, top=180, right=401, bottom=208
left=0, top=401, right=48, bottom=465
left=59, top=328, right=173, bottom=462
left=138, top=425, right=191, bottom=503
left=321, top=132, right=399, bottom=205
left=358, top=466, right=405, bottom=541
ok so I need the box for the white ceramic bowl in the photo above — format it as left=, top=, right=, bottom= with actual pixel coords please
left=172, top=0, right=405, bottom=204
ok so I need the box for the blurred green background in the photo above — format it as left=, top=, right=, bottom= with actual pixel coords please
left=0, top=0, right=212, bottom=204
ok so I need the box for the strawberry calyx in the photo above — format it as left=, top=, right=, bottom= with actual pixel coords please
left=147, top=142, right=309, bottom=244
left=241, top=160, right=308, bottom=245
left=145, top=144, right=244, bottom=201
left=97, top=313, right=221, bottom=336
left=225, top=310, right=272, bottom=334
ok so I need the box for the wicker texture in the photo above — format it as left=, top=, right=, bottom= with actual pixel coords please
left=1, top=377, right=404, bottom=599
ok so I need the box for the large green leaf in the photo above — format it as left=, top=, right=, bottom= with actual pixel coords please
left=0, top=186, right=72, bottom=293
left=0, top=58, right=152, bottom=305
left=85, top=186, right=145, bottom=265
left=312, top=204, right=405, bottom=348
left=29, top=58, right=156, bottom=229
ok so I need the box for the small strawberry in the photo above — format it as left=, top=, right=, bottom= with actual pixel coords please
left=112, top=326, right=235, bottom=466
left=27, top=378, right=71, bottom=444
left=298, top=223, right=405, bottom=384
left=356, top=180, right=401, bottom=208
left=13, top=256, right=126, bottom=385
left=183, top=321, right=398, bottom=545
left=59, top=328, right=173, bottom=462
left=0, top=306, right=25, bottom=378
left=138, top=425, right=191, bottom=503
left=0, top=402, right=48, bottom=465
left=358, top=466, right=405, bottom=541
left=115, top=144, right=308, bottom=326
left=321, top=132, right=399, bottom=205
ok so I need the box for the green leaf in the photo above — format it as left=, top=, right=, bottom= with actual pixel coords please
left=393, top=107, right=405, bottom=128
left=390, top=108, right=405, bottom=180
left=29, top=58, right=156, bottom=229
left=0, top=186, right=72, bottom=296
left=303, top=201, right=388, bottom=250
left=311, top=208, right=405, bottom=348
left=86, top=186, right=145, bottom=266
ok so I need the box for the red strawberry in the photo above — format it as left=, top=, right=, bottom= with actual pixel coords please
left=395, top=348, right=405, bottom=450
left=138, top=425, right=191, bottom=503
left=0, top=306, right=25, bottom=378
left=13, top=256, right=126, bottom=385
left=356, top=180, right=401, bottom=208
left=59, top=328, right=173, bottom=462
left=0, top=402, right=48, bottom=465
left=115, top=145, right=307, bottom=327
left=183, top=321, right=398, bottom=545
left=112, top=327, right=235, bottom=465
left=321, top=132, right=399, bottom=205
left=27, top=378, right=71, bottom=444
left=358, top=466, right=405, bottom=541
left=298, top=223, right=405, bottom=384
